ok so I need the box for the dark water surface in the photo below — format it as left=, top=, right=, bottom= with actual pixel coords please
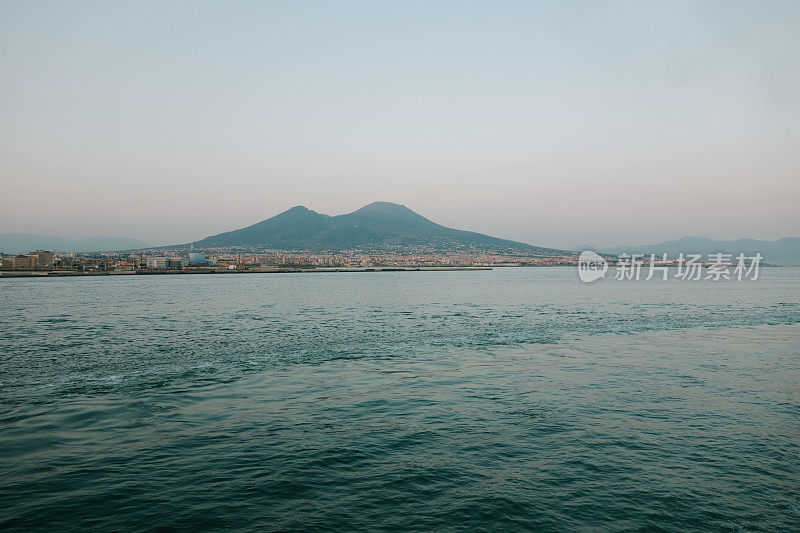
left=1, top=268, right=799, bottom=531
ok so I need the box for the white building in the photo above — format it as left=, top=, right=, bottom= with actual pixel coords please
left=146, top=257, right=168, bottom=269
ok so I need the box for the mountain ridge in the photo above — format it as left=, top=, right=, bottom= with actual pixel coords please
left=190, top=201, right=559, bottom=253
left=577, top=236, right=800, bottom=264
left=0, top=233, right=149, bottom=254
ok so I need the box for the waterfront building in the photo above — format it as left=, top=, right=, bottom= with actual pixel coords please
left=146, top=257, right=168, bottom=269
left=29, top=251, right=54, bottom=269
left=1, top=254, right=39, bottom=270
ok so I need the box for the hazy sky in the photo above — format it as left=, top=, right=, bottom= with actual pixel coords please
left=2, top=1, right=798, bottom=248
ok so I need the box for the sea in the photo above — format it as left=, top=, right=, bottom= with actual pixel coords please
left=1, top=267, right=799, bottom=531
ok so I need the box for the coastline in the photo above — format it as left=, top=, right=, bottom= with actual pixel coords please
left=0, top=266, right=493, bottom=278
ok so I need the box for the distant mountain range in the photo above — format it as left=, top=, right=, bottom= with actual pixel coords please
left=0, top=233, right=149, bottom=254
left=191, top=201, right=560, bottom=253
left=575, top=236, right=800, bottom=264
left=6, top=214, right=796, bottom=263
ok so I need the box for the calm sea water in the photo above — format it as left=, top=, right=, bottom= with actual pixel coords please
left=1, top=268, right=799, bottom=531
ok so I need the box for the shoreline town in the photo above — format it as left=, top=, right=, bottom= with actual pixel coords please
left=0, top=247, right=581, bottom=277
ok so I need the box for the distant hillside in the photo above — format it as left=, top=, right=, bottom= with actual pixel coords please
left=0, top=233, right=149, bottom=254
left=191, top=201, right=561, bottom=254
left=581, top=236, right=800, bottom=264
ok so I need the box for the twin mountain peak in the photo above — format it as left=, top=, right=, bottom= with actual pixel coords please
left=191, top=201, right=554, bottom=253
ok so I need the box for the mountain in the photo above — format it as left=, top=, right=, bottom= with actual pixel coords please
left=583, top=236, right=800, bottom=264
left=0, top=233, right=149, bottom=254
left=192, top=201, right=559, bottom=253
left=70, top=236, right=151, bottom=252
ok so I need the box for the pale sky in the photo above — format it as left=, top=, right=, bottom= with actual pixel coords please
left=1, top=0, right=798, bottom=248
